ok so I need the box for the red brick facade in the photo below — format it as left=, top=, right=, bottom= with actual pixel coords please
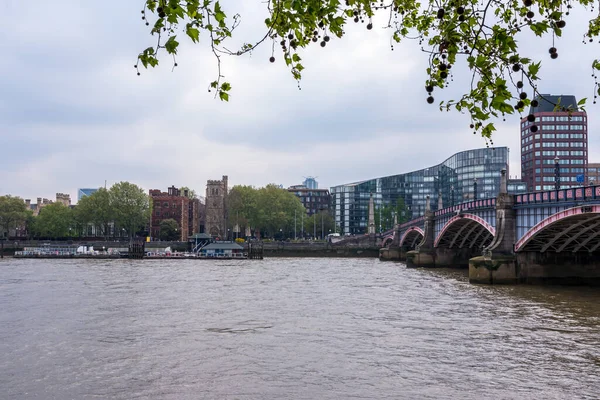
left=149, top=186, right=200, bottom=241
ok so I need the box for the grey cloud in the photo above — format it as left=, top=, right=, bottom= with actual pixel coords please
left=1, top=0, right=598, bottom=199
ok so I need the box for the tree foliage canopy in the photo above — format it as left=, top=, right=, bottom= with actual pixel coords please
left=138, top=0, right=600, bottom=140
left=30, top=203, right=74, bottom=239
left=374, top=197, right=411, bottom=232
left=75, top=188, right=113, bottom=238
left=109, top=182, right=152, bottom=237
left=159, top=218, right=180, bottom=240
left=0, top=196, right=30, bottom=237
left=227, top=184, right=306, bottom=237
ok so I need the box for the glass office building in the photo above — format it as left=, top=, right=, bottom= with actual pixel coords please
left=77, top=188, right=99, bottom=203
left=330, top=147, right=513, bottom=235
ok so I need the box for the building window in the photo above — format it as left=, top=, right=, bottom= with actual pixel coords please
left=155, top=211, right=161, bottom=217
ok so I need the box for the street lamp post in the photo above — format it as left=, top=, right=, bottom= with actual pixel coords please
left=554, top=156, right=561, bottom=190
left=321, top=210, right=324, bottom=240
left=379, top=203, right=382, bottom=234
left=473, top=179, right=478, bottom=200
left=0, top=231, right=5, bottom=259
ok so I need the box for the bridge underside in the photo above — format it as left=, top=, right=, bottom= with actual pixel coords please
left=519, top=214, right=600, bottom=253
left=401, top=231, right=423, bottom=250
left=436, top=219, right=494, bottom=250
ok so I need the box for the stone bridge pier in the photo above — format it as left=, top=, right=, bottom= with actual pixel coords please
left=469, top=169, right=518, bottom=284
left=406, top=197, right=436, bottom=268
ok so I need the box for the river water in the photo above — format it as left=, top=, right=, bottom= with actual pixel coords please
left=0, top=258, right=599, bottom=400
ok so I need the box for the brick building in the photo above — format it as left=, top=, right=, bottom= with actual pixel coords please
left=520, top=94, right=588, bottom=191
left=149, top=186, right=200, bottom=241
left=288, top=185, right=331, bottom=216
left=588, top=163, right=600, bottom=185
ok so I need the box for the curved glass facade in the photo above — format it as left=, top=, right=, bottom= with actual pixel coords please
left=330, top=147, right=513, bottom=235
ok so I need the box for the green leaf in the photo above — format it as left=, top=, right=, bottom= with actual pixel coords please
left=165, top=36, right=179, bottom=54
left=186, top=26, right=200, bottom=43
left=219, top=91, right=229, bottom=101
left=528, top=61, right=541, bottom=78
left=214, top=1, right=226, bottom=24
left=578, top=97, right=587, bottom=106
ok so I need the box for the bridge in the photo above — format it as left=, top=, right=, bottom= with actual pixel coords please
left=380, top=169, right=600, bottom=286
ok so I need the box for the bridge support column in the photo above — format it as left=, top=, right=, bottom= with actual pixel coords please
left=379, top=222, right=405, bottom=261
left=469, top=255, right=518, bottom=284
left=407, top=196, right=436, bottom=268
left=379, top=246, right=402, bottom=261
left=469, top=168, right=518, bottom=284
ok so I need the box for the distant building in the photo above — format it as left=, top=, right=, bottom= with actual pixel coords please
left=507, top=179, right=527, bottom=194
left=78, top=188, right=99, bottom=202
left=303, top=177, right=318, bottom=189
left=200, top=241, right=245, bottom=258
left=288, top=185, right=331, bottom=216
left=520, top=94, right=588, bottom=191
left=149, top=186, right=200, bottom=241
left=55, top=193, right=71, bottom=207
left=24, top=193, right=71, bottom=216
left=588, top=163, right=600, bottom=185
left=330, top=147, right=513, bottom=235
left=205, top=176, right=228, bottom=238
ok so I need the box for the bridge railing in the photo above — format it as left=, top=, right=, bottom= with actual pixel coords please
left=399, top=216, right=424, bottom=229
left=398, top=198, right=497, bottom=229
left=515, top=185, right=600, bottom=205
left=434, top=198, right=496, bottom=217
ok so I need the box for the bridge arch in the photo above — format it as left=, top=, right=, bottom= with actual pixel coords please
left=434, top=213, right=495, bottom=249
left=399, top=227, right=424, bottom=249
left=515, top=205, right=600, bottom=252
left=382, top=235, right=394, bottom=247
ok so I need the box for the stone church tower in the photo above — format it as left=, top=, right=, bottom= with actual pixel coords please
left=205, top=175, right=228, bottom=238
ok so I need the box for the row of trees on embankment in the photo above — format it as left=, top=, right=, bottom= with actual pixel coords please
left=0, top=182, right=152, bottom=240
left=226, top=184, right=336, bottom=239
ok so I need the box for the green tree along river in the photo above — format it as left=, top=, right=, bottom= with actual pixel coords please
left=1, top=258, right=598, bottom=399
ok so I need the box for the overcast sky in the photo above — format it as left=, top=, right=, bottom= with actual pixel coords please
left=1, top=1, right=598, bottom=202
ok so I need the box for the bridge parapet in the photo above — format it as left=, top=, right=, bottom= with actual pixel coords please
left=434, top=198, right=496, bottom=217
left=515, top=185, right=600, bottom=206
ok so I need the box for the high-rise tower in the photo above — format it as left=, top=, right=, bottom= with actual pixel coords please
left=520, top=94, right=588, bottom=191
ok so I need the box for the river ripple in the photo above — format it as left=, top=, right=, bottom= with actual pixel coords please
left=0, top=258, right=599, bottom=399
